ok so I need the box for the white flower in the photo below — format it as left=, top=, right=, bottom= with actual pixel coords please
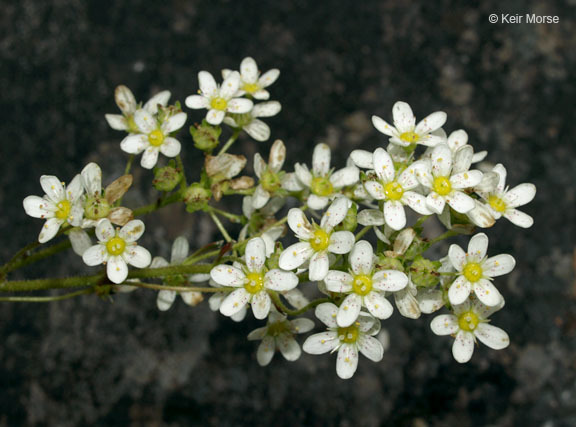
left=477, top=164, right=536, bottom=228
left=279, top=197, right=355, bottom=281
left=372, top=101, right=447, bottom=147
left=444, top=129, right=487, bottom=164
left=418, top=144, right=483, bottom=214
left=247, top=311, right=314, bottom=366
left=23, top=175, right=84, bottom=243
left=208, top=278, right=247, bottom=322
left=210, top=237, right=298, bottom=320
left=359, top=148, right=431, bottom=230
left=120, top=108, right=187, bottom=169
left=222, top=101, right=281, bottom=142
left=294, top=143, right=359, bottom=210
left=324, top=240, right=408, bottom=326
left=153, top=237, right=206, bottom=311
left=82, top=219, right=151, bottom=284
left=430, top=297, right=509, bottom=363
left=447, top=233, right=515, bottom=306
left=238, top=196, right=285, bottom=257
left=303, top=303, right=383, bottom=379
left=222, top=57, right=280, bottom=100
left=250, top=139, right=287, bottom=209
left=105, top=85, right=171, bottom=132
left=185, top=71, right=253, bottom=125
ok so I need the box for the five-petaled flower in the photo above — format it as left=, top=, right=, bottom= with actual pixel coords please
left=222, top=57, right=280, bottom=100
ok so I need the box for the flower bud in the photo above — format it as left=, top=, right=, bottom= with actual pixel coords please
left=410, top=256, right=441, bottom=288
left=84, top=194, right=111, bottom=220
left=376, top=256, right=404, bottom=272
left=183, top=183, right=212, bottom=212
left=153, top=164, right=182, bottom=192
left=190, top=120, right=221, bottom=152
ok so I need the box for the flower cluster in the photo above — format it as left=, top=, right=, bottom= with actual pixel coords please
left=18, top=58, right=536, bottom=380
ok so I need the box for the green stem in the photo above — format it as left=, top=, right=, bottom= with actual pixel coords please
left=208, top=211, right=233, bottom=243
left=269, top=291, right=330, bottom=316
left=428, top=230, right=459, bottom=246
left=210, top=206, right=244, bottom=224
left=217, top=129, right=240, bottom=155
left=124, top=154, right=135, bottom=175
left=127, top=281, right=234, bottom=293
left=355, top=226, right=370, bottom=241
left=176, top=155, right=188, bottom=190
left=0, top=288, right=94, bottom=302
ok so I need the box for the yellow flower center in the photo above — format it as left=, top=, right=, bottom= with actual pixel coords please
left=210, top=97, right=228, bottom=111
left=261, top=170, right=282, bottom=193
left=384, top=181, right=404, bottom=201
left=243, top=82, right=260, bottom=94
left=488, top=195, right=508, bottom=213
left=458, top=310, right=480, bottom=332
left=310, top=176, right=334, bottom=197
left=337, top=324, right=360, bottom=344
left=463, top=262, right=483, bottom=283
left=433, top=176, right=452, bottom=196
left=352, top=274, right=373, bottom=296
left=148, top=129, right=165, bottom=147
left=54, top=200, right=71, bottom=220
left=399, top=131, right=419, bottom=143
left=106, top=236, right=126, bottom=256
left=309, top=228, right=330, bottom=252
left=245, top=272, right=264, bottom=294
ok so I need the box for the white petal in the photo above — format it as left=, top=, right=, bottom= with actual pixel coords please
left=268, top=139, right=286, bottom=171
left=504, top=183, right=536, bottom=208
left=373, top=148, right=395, bottom=182
left=384, top=200, right=406, bottom=231
left=198, top=71, right=217, bottom=96
left=307, top=194, right=329, bottom=211
left=402, top=192, right=431, bottom=215
left=185, top=95, right=209, bottom=109
left=134, top=109, right=156, bottom=134
left=448, top=244, right=466, bottom=271
left=119, top=219, right=145, bottom=242
left=143, top=90, right=171, bottom=114
left=158, top=137, right=180, bottom=158
left=227, top=98, right=253, bottom=114
left=150, top=256, right=169, bottom=269
left=258, top=68, right=280, bottom=88
left=251, top=291, right=271, bottom=319
left=252, top=101, right=281, bottom=118
left=256, top=336, right=276, bottom=366
left=336, top=344, right=359, bottom=379
left=324, top=271, right=353, bottom=293
left=492, top=164, right=508, bottom=193
left=475, top=323, right=509, bottom=350
left=426, top=193, right=446, bottom=214
left=245, top=237, right=266, bottom=272
left=210, top=265, right=246, bottom=287
left=468, top=233, right=489, bottom=261
left=397, top=167, right=419, bottom=190
left=415, top=111, right=447, bottom=135
left=65, top=175, right=84, bottom=203
left=358, top=335, right=384, bottom=362
left=452, top=145, right=473, bottom=174
left=277, top=334, right=301, bottom=361
left=69, top=228, right=92, bottom=256
left=140, top=147, right=159, bottom=169
left=82, top=244, right=107, bottom=266
left=95, top=219, right=115, bottom=242
left=123, top=245, right=151, bottom=268
left=393, top=228, right=416, bottom=255
left=279, top=242, right=314, bottom=271
left=303, top=332, right=339, bottom=354
left=357, top=209, right=385, bottom=226
left=372, top=270, right=408, bottom=292
left=350, top=149, right=374, bottom=169
left=220, top=71, right=241, bottom=99
left=446, top=191, right=475, bottom=213
left=394, top=289, right=421, bottom=319
left=430, top=314, right=459, bottom=335
left=473, top=279, right=503, bottom=306
left=312, top=143, right=331, bottom=176
left=431, top=144, right=452, bottom=177
left=372, top=115, right=396, bottom=137
left=483, top=254, right=516, bottom=277
left=40, top=175, right=65, bottom=203
left=290, top=318, right=315, bottom=334
left=265, top=270, right=298, bottom=291
left=417, top=289, right=444, bottom=314
left=472, top=150, right=488, bottom=163
left=294, top=163, right=312, bottom=187
left=452, top=330, right=475, bottom=363
left=503, top=209, right=533, bottom=228
left=114, top=85, right=136, bottom=114
left=220, top=288, right=251, bottom=317
left=206, top=109, right=226, bottom=125
left=448, top=276, right=471, bottom=305
left=287, top=208, right=313, bottom=240
left=105, top=114, right=127, bottom=131
left=330, top=166, right=359, bottom=188
left=337, top=294, right=362, bottom=327
left=364, top=291, right=394, bottom=320
left=253, top=153, right=266, bottom=178
left=240, top=57, right=258, bottom=82
left=248, top=326, right=268, bottom=341
left=107, top=256, right=129, bottom=284
left=170, top=236, right=189, bottom=264
left=364, top=181, right=386, bottom=200
left=447, top=129, right=468, bottom=152
left=120, top=134, right=148, bottom=154
left=23, top=196, right=51, bottom=219
left=157, top=290, right=176, bottom=311
left=309, top=251, right=330, bottom=281
left=392, top=101, right=416, bottom=133
left=450, top=170, right=483, bottom=189
left=349, top=240, right=374, bottom=275
left=320, top=197, right=350, bottom=230
left=328, top=231, right=355, bottom=255
left=315, top=302, right=339, bottom=328
left=81, top=163, right=102, bottom=196
left=163, top=112, right=187, bottom=133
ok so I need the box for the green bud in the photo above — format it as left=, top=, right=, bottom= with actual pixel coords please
left=84, top=194, right=111, bottom=220
left=335, top=203, right=358, bottom=232
left=153, top=163, right=182, bottom=192
left=376, top=255, right=404, bottom=272
left=190, top=120, right=221, bottom=152
left=228, top=112, right=253, bottom=128
left=183, top=183, right=212, bottom=212
left=265, top=243, right=283, bottom=270
left=410, top=256, right=441, bottom=288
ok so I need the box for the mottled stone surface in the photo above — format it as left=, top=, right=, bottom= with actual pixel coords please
left=1, top=0, right=575, bottom=425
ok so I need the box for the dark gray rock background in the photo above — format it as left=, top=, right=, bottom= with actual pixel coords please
left=1, top=0, right=575, bottom=425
